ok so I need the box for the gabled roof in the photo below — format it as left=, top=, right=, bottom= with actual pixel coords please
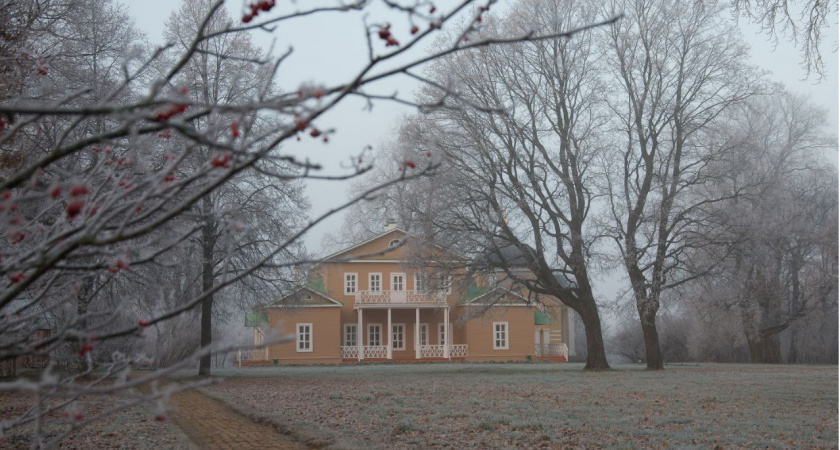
left=268, top=286, right=342, bottom=308
left=321, top=228, right=407, bottom=262
left=458, top=286, right=537, bottom=307
left=321, top=228, right=461, bottom=262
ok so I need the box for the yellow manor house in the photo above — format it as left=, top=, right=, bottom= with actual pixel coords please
left=240, top=225, right=576, bottom=365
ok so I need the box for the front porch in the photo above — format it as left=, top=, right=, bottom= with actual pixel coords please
left=351, top=302, right=460, bottom=361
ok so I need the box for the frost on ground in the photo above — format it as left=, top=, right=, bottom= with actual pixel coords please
left=203, top=363, right=838, bottom=449
left=0, top=385, right=194, bottom=449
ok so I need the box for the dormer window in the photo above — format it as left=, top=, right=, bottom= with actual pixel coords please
left=388, top=239, right=401, bottom=247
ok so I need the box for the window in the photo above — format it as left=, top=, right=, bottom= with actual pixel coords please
left=392, top=324, right=405, bottom=350
left=344, top=324, right=357, bottom=347
left=443, top=274, right=452, bottom=294
left=369, top=273, right=382, bottom=292
left=419, top=323, right=428, bottom=346
left=438, top=323, right=453, bottom=346
left=297, top=323, right=312, bottom=352
left=493, top=322, right=509, bottom=350
left=344, top=273, right=357, bottom=295
left=414, top=273, right=427, bottom=291
left=388, top=239, right=401, bottom=247
left=368, top=324, right=382, bottom=346
left=391, top=273, right=405, bottom=291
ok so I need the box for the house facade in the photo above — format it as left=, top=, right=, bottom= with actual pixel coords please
left=240, top=227, right=575, bottom=365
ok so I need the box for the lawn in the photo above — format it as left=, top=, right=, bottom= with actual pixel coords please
left=203, top=363, right=837, bottom=449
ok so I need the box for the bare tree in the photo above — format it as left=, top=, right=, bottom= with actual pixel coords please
left=602, top=0, right=762, bottom=369
left=730, top=0, right=838, bottom=77
left=385, top=0, right=616, bottom=369
left=692, top=94, right=837, bottom=363
left=0, top=0, right=616, bottom=444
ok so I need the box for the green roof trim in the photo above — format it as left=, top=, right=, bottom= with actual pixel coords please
left=534, top=311, right=551, bottom=325
left=459, top=285, right=493, bottom=304
left=305, top=277, right=326, bottom=295
left=244, top=312, right=268, bottom=327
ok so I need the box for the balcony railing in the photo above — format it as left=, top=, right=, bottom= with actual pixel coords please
left=534, top=343, right=569, bottom=359
left=237, top=348, right=269, bottom=367
left=356, top=290, right=447, bottom=305
left=341, top=344, right=468, bottom=359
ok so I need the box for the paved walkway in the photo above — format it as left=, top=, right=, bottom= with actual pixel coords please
left=169, top=388, right=307, bottom=450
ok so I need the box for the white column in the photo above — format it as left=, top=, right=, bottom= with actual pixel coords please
left=357, top=308, right=363, bottom=361
left=415, top=308, right=420, bottom=359
left=387, top=308, right=392, bottom=359
left=444, top=307, right=450, bottom=359
left=565, top=307, right=576, bottom=357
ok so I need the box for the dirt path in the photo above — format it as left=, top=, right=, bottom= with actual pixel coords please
left=169, top=388, right=307, bottom=450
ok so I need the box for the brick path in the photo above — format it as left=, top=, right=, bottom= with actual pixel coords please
left=170, top=389, right=307, bottom=450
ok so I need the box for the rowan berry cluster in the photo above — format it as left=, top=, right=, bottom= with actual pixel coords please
left=377, top=24, right=399, bottom=47
left=242, top=0, right=276, bottom=23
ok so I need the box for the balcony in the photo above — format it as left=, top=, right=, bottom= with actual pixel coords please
left=355, top=290, right=447, bottom=306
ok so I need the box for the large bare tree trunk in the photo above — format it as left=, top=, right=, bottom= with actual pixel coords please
left=198, top=197, right=215, bottom=376
left=638, top=306, right=663, bottom=370
left=576, top=297, right=609, bottom=370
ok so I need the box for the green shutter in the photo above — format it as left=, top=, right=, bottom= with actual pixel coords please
left=534, top=311, right=551, bottom=325
left=244, top=312, right=268, bottom=327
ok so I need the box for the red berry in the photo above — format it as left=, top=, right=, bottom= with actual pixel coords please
left=411, top=26, right=419, bottom=35
left=37, top=66, right=48, bottom=76
left=242, top=14, right=253, bottom=23
left=9, top=272, right=25, bottom=283
left=405, top=160, right=417, bottom=169
left=66, top=200, right=84, bottom=219
left=138, top=320, right=150, bottom=328
left=430, top=5, right=437, bottom=13
left=309, top=129, right=321, bottom=138
left=230, top=122, right=240, bottom=138
left=70, top=185, right=89, bottom=197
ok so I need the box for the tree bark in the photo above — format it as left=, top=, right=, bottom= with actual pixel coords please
left=198, top=197, right=215, bottom=376
left=575, top=296, right=610, bottom=370
left=638, top=308, right=663, bottom=369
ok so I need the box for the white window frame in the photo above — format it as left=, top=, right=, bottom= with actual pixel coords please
left=344, top=273, right=358, bottom=295
left=369, top=273, right=382, bottom=292
left=368, top=323, right=382, bottom=346
left=419, top=323, right=429, bottom=347
left=389, top=239, right=401, bottom=247
left=493, top=322, right=509, bottom=350
left=344, top=324, right=357, bottom=347
left=392, top=324, right=405, bottom=350
left=391, top=273, right=405, bottom=291
left=444, top=274, right=452, bottom=294
left=438, top=322, right=453, bottom=346
left=296, top=323, right=313, bottom=352
left=414, top=273, right=427, bottom=291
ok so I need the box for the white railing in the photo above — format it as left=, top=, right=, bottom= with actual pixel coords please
left=450, top=344, right=468, bottom=358
left=356, top=290, right=446, bottom=305
left=363, top=345, right=388, bottom=359
left=237, top=348, right=269, bottom=367
left=534, top=343, right=569, bottom=359
left=340, top=346, right=358, bottom=358
left=420, top=345, right=445, bottom=358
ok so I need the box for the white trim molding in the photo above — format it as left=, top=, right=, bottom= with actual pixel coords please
left=493, top=322, right=509, bottom=350
left=296, top=323, right=313, bottom=352
left=344, top=273, right=358, bottom=295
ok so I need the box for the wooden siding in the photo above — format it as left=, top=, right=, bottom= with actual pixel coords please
left=463, top=305, right=537, bottom=361
left=266, top=307, right=340, bottom=363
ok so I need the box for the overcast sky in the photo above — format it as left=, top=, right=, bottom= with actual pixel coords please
left=125, top=0, right=839, bottom=263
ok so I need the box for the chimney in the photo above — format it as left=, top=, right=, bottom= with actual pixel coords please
left=384, top=218, right=397, bottom=232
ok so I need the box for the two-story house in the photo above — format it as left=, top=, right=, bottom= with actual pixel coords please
left=240, top=225, right=575, bottom=365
